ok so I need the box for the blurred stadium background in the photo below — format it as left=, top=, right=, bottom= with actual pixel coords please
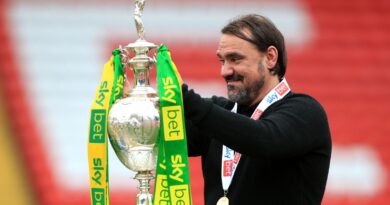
left=1, top=0, right=390, bottom=204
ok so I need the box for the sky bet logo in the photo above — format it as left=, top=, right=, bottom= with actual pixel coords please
left=162, top=105, right=184, bottom=141
left=276, top=82, right=289, bottom=96
left=267, top=82, right=289, bottom=104
left=223, top=160, right=233, bottom=176
left=91, top=188, right=105, bottom=205
left=95, top=81, right=109, bottom=107
left=266, top=92, right=279, bottom=104
left=170, top=184, right=191, bottom=205
left=155, top=177, right=191, bottom=205
left=155, top=174, right=170, bottom=203
left=89, top=109, right=106, bottom=143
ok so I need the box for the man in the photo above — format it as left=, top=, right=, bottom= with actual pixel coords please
left=182, top=14, right=332, bottom=205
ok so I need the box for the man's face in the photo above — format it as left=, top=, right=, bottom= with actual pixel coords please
left=217, top=34, right=266, bottom=106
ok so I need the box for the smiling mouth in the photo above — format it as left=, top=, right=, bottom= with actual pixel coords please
left=224, top=74, right=244, bottom=85
left=226, top=81, right=241, bottom=86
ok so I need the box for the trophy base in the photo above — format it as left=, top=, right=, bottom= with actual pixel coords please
left=135, top=171, right=153, bottom=205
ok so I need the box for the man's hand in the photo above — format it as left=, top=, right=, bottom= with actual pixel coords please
left=182, top=83, right=212, bottom=124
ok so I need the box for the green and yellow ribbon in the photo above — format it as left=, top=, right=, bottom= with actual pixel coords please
left=154, top=44, right=193, bottom=205
left=88, top=49, right=124, bottom=205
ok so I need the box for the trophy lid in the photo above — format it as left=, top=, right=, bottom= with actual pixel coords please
left=125, top=39, right=157, bottom=56
left=126, top=39, right=157, bottom=49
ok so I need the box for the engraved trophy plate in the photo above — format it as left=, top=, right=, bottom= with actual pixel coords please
left=107, top=1, right=159, bottom=204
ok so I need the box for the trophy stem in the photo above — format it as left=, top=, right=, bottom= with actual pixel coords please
left=134, top=171, right=153, bottom=205
left=133, top=69, right=150, bottom=87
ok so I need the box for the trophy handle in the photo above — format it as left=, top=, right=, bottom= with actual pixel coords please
left=119, top=45, right=132, bottom=67
left=151, top=47, right=157, bottom=65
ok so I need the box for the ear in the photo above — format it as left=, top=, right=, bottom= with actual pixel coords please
left=265, top=46, right=278, bottom=71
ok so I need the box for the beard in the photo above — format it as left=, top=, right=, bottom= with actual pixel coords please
left=226, top=63, right=265, bottom=106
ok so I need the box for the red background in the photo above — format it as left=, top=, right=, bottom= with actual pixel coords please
left=1, top=0, right=390, bottom=204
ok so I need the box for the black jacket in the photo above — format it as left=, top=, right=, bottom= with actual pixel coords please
left=183, top=88, right=332, bottom=205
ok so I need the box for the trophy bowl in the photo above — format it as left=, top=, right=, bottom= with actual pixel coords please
left=108, top=92, right=159, bottom=172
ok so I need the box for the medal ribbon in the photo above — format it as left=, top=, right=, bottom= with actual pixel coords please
left=153, top=44, right=193, bottom=205
left=88, top=50, right=124, bottom=205
left=221, top=78, right=291, bottom=193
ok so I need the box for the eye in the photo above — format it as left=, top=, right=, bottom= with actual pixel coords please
left=229, top=56, right=242, bottom=64
left=230, top=57, right=239, bottom=63
left=219, top=59, right=225, bottom=65
left=226, top=53, right=244, bottom=64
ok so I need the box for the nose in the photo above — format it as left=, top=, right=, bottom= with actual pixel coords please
left=221, top=63, right=234, bottom=78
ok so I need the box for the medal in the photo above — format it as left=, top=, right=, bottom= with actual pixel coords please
left=216, top=196, right=229, bottom=205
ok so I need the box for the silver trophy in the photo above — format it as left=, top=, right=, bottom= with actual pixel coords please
left=107, top=0, right=159, bottom=204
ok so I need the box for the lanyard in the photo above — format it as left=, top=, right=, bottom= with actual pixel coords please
left=220, top=78, right=291, bottom=193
